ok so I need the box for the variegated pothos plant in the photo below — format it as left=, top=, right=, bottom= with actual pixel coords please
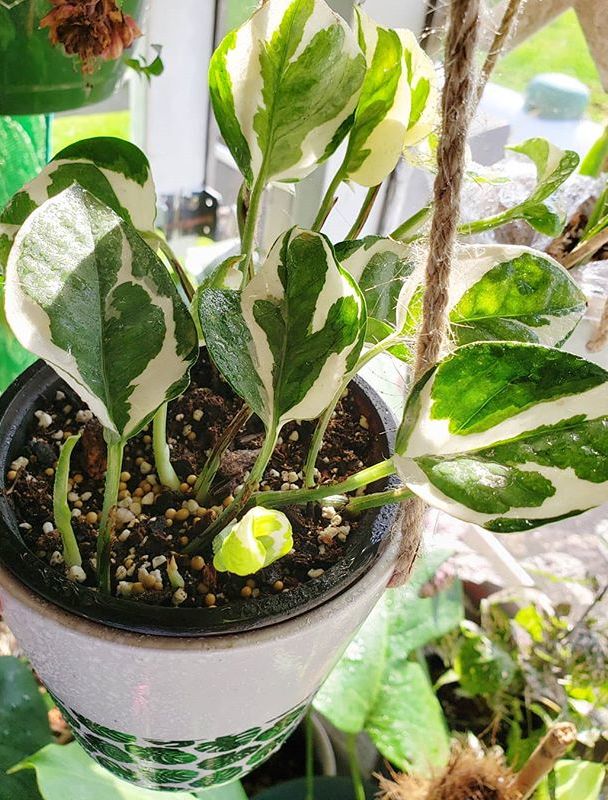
left=2, top=0, right=607, bottom=590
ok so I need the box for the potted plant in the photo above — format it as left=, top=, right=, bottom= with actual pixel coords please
left=0, top=0, right=144, bottom=115
left=0, top=0, right=607, bottom=793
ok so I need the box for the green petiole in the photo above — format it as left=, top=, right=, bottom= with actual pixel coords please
left=53, top=434, right=83, bottom=569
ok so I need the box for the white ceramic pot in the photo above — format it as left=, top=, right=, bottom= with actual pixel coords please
left=0, top=361, right=403, bottom=792
left=0, top=532, right=400, bottom=792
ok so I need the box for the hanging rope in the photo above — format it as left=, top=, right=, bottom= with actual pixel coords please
left=390, top=0, right=482, bottom=587
left=475, top=0, right=525, bottom=107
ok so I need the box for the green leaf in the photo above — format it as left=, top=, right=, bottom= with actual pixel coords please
left=335, top=236, right=414, bottom=328
left=551, top=759, right=605, bottom=800
left=394, top=341, right=608, bottom=532
left=453, top=621, right=517, bottom=697
left=579, top=125, right=608, bottom=177
left=397, top=244, right=585, bottom=348
left=314, top=550, right=461, bottom=774
left=342, top=10, right=437, bottom=186
left=366, top=658, right=449, bottom=775
left=449, top=246, right=585, bottom=347
left=0, top=656, right=52, bottom=800
left=508, top=139, right=580, bottom=205
left=193, top=782, right=248, bottom=800
left=5, top=185, right=198, bottom=440
left=209, top=0, right=365, bottom=186
left=0, top=137, right=157, bottom=269
left=10, top=741, right=203, bottom=800
left=199, top=227, right=366, bottom=428
left=125, top=44, right=164, bottom=81
left=213, top=507, right=293, bottom=575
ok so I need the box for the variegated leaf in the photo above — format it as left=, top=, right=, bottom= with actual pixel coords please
left=394, top=342, right=608, bottom=532
left=335, top=236, right=414, bottom=360
left=213, top=507, right=293, bottom=575
left=198, top=227, right=366, bottom=427
left=508, top=138, right=579, bottom=205
left=396, top=244, right=586, bottom=349
left=5, top=185, right=197, bottom=440
left=342, top=9, right=437, bottom=187
left=400, top=30, right=438, bottom=148
left=0, top=137, right=156, bottom=270
left=208, top=0, right=365, bottom=187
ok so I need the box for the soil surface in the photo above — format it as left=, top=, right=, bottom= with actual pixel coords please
left=5, top=353, right=384, bottom=608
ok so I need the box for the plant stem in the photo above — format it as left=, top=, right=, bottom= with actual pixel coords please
left=514, top=723, right=577, bottom=800
left=346, top=733, right=365, bottom=800
left=53, top=434, right=83, bottom=569
left=252, top=458, right=395, bottom=510
left=194, top=403, right=253, bottom=503
left=240, top=175, right=265, bottom=285
left=303, top=335, right=400, bottom=488
left=312, top=167, right=345, bottom=231
left=457, top=209, right=516, bottom=235
left=305, top=710, right=315, bottom=800
left=184, top=427, right=279, bottom=554
left=156, top=237, right=196, bottom=302
left=153, top=404, right=181, bottom=491
left=346, top=184, right=381, bottom=240
left=391, top=203, right=432, bottom=240
left=97, top=435, right=125, bottom=593
left=345, top=485, right=412, bottom=514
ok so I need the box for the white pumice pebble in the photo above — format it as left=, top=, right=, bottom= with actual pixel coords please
left=152, top=555, right=167, bottom=569
left=67, top=491, right=79, bottom=502
left=115, top=565, right=127, bottom=580
left=281, top=482, right=290, bottom=491
left=117, top=581, right=132, bottom=597
left=42, top=521, right=54, bottom=534
left=289, top=483, right=299, bottom=490
left=139, top=461, right=152, bottom=475
left=63, top=405, right=72, bottom=414
left=141, top=492, right=155, bottom=506
left=307, top=568, right=325, bottom=579
left=359, top=415, right=369, bottom=430
left=287, top=471, right=298, bottom=483
left=288, top=430, right=299, bottom=442
left=172, top=587, right=187, bottom=605
left=130, top=502, right=142, bottom=517
left=175, top=413, right=184, bottom=422
left=71, top=508, right=81, bottom=518
left=11, top=457, right=29, bottom=471
left=80, top=491, right=92, bottom=501
left=52, top=430, right=64, bottom=440
left=118, top=530, right=131, bottom=542
left=55, top=391, right=66, bottom=401
left=193, top=409, right=204, bottom=421
left=67, top=565, right=86, bottom=583
left=19, top=522, right=32, bottom=531
left=76, top=409, right=93, bottom=423
left=281, top=471, right=290, bottom=481
left=36, top=411, right=53, bottom=429
left=331, top=514, right=342, bottom=526
left=116, top=508, right=135, bottom=525
left=50, top=550, right=64, bottom=566
left=321, top=506, right=336, bottom=519
left=186, top=499, right=199, bottom=513
left=147, top=475, right=158, bottom=485
left=268, top=469, right=280, bottom=478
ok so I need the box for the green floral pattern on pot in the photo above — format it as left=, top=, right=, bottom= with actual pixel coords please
left=52, top=696, right=309, bottom=791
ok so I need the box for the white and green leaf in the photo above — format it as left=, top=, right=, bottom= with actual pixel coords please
left=209, top=0, right=365, bottom=187
left=341, top=9, right=437, bottom=186
left=5, top=185, right=198, bottom=440
left=396, top=244, right=586, bottom=349
left=0, top=137, right=157, bottom=269
left=508, top=138, right=579, bottom=205
left=198, top=227, right=366, bottom=428
left=213, top=507, right=293, bottom=575
left=394, top=341, right=608, bottom=532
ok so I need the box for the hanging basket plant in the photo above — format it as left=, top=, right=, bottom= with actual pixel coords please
left=0, top=0, right=144, bottom=114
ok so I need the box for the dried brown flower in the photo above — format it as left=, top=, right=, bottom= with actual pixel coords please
left=377, top=745, right=521, bottom=800
left=40, top=0, right=142, bottom=74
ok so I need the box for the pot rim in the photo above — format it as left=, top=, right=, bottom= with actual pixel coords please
left=0, top=526, right=402, bottom=649
left=0, top=360, right=401, bottom=639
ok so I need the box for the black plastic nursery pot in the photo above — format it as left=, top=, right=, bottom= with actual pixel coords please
left=0, top=360, right=403, bottom=793
left=0, top=359, right=400, bottom=637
